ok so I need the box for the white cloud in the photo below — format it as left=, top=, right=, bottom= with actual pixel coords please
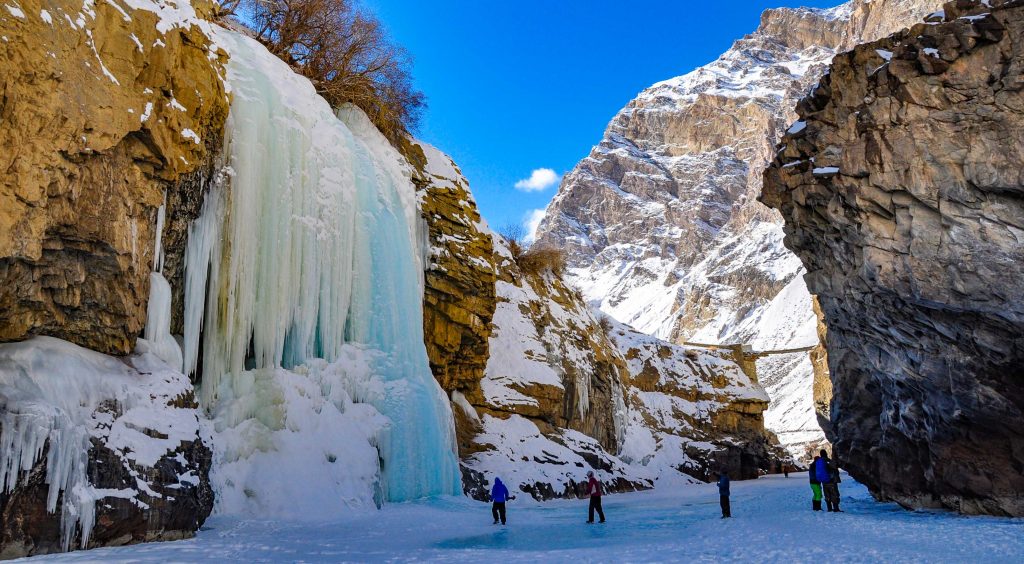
left=514, top=168, right=561, bottom=192
left=523, top=209, right=547, bottom=244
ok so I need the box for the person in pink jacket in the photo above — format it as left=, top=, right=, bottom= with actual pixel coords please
left=585, top=470, right=606, bottom=523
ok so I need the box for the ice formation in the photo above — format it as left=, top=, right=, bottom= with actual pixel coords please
left=183, top=29, right=459, bottom=508
left=143, top=194, right=184, bottom=372
left=0, top=337, right=203, bottom=551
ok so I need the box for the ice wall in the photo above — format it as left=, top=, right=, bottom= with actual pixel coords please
left=183, top=29, right=459, bottom=507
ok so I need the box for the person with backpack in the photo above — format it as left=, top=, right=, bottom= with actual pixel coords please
left=585, top=470, right=605, bottom=523
left=717, top=470, right=731, bottom=518
left=490, top=477, right=510, bottom=525
left=809, top=455, right=823, bottom=511
left=816, top=449, right=842, bottom=512
left=823, top=453, right=843, bottom=512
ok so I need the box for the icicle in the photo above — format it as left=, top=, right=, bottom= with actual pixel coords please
left=182, top=174, right=224, bottom=378
left=143, top=192, right=183, bottom=371
left=153, top=191, right=167, bottom=273
left=143, top=272, right=183, bottom=372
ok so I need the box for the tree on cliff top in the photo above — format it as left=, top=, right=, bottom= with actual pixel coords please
left=219, top=0, right=424, bottom=143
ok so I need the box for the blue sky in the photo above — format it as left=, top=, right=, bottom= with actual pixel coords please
left=363, top=0, right=840, bottom=233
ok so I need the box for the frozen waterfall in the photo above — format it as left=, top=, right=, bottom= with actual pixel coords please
left=182, top=29, right=459, bottom=509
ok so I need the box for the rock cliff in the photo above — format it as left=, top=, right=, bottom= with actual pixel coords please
left=763, top=0, right=1024, bottom=516
left=612, top=323, right=785, bottom=482
left=0, top=0, right=228, bottom=355
left=406, top=139, right=497, bottom=419
left=534, top=0, right=937, bottom=458
left=414, top=146, right=784, bottom=499
left=0, top=1, right=225, bottom=557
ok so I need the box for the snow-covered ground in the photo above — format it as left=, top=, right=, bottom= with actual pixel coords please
left=24, top=475, right=1024, bottom=563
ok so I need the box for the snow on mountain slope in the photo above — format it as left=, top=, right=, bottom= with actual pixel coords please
left=458, top=232, right=782, bottom=499
left=534, top=0, right=937, bottom=459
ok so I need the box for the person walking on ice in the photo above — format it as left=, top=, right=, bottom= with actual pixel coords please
left=585, top=470, right=605, bottom=523
left=490, top=477, right=510, bottom=525
left=717, top=470, right=731, bottom=518
left=809, top=454, right=823, bottom=511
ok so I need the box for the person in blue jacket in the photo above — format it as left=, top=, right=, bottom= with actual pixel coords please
left=716, top=470, right=731, bottom=518
left=490, top=477, right=510, bottom=525
left=809, top=455, right=823, bottom=511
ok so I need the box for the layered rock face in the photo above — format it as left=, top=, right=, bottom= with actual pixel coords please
left=613, top=324, right=785, bottom=481
left=407, top=140, right=497, bottom=411
left=461, top=236, right=784, bottom=499
left=1, top=2, right=225, bottom=557
left=763, top=0, right=1024, bottom=515
left=534, top=0, right=936, bottom=458
left=461, top=237, right=643, bottom=499
left=0, top=0, right=228, bottom=355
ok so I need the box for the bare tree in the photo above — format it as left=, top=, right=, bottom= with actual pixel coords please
left=499, top=224, right=525, bottom=261
left=224, top=0, right=424, bottom=142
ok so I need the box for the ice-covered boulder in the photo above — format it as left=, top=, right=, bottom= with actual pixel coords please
left=0, top=337, right=212, bottom=558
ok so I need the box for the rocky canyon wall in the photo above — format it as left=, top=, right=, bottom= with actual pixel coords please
left=763, top=0, right=1024, bottom=516
left=0, top=1, right=226, bottom=557
left=0, top=0, right=227, bottom=355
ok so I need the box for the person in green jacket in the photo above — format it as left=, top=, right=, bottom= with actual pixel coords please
left=809, top=455, right=823, bottom=511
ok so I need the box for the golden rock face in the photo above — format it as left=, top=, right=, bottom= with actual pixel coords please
left=408, top=140, right=498, bottom=405
left=0, top=0, right=228, bottom=354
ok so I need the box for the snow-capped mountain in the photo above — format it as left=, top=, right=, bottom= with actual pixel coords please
left=534, top=0, right=937, bottom=458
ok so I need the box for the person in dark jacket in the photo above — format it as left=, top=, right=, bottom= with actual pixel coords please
left=822, top=452, right=843, bottom=512
left=490, top=477, right=510, bottom=525
left=585, top=470, right=605, bottom=523
left=716, top=471, right=731, bottom=518
left=809, top=455, right=823, bottom=511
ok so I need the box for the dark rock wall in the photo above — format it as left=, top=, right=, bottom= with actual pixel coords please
left=763, top=0, right=1024, bottom=516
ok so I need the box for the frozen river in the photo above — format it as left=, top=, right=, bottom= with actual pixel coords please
left=24, top=474, right=1024, bottom=562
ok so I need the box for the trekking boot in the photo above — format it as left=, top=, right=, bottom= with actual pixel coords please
left=812, top=500, right=821, bottom=511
